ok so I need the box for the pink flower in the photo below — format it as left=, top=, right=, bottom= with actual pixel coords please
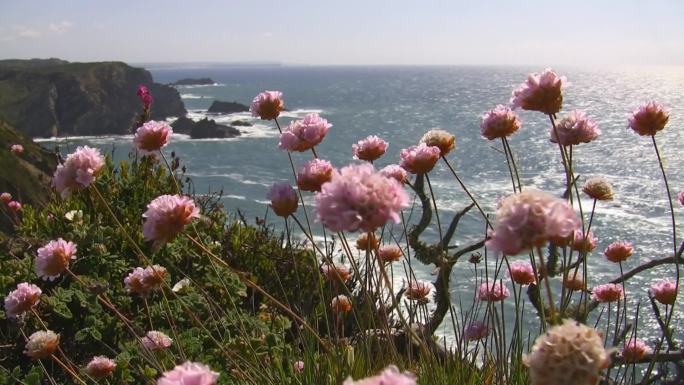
left=157, top=361, right=219, bottom=385
left=405, top=280, right=433, bottom=302
left=378, top=245, right=403, bottom=263
left=331, top=295, right=352, bottom=313
left=267, top=183, right=298, bottom=217
left=86, top=356, right=117, bottom=378
left=134, top=120, right=172, bottom=154
left=0, top=192, right=11, bottom=203
left=420, top=129, right=455, bottom=156
left=250, top=91, right=284, bottom=120
left=628, top=101, right=669, bottom=136
left=464, top=320, right=489, bottom=341
left=35, top=238, right=77, bottom=281
left=379, top=164, right=408, bottom=184
left=53, top=146, right=105, bottom=198
left=480, top=105, right=522, bottom=140
left=24, top=330, right=59, bottom=359
left=604, top=241, right=634, bottom=263
left=10, top=144, right=24, bottom=154
left=293, top=360, right=304, bottom=374
left=550, top=110, right=601, bottom=146
left=320, top=263, right=352, bottom=282
left=124, top=265, right=168, bottom=296
left=297, top=159, right=333, bottom=192
left=7, top=201, right=21, bottom=212
left=477, top=281, right=510, bottom=302
left=622, top=338, right=651, bottom=363
left=650, top=279, right=677, bottom=305
left=137, top=85, right=153, bottom=109
left=510, top=68, right=567, bottom=114
left=4, top=282, right=42, bottom=319
left=582, top=177, right=614, bottom=201
left=678, top=191, right=684, bottom=206
left=591, top=283, right=624, bottom=303
left=352, top=135, right=388, bottom=162
left=570, top=229, right=598, bottom=253
left=486, top=189, right=580, bottom=255
left=142, top=330, right=173, bottom=351
left=315, top=164, right=409, bottom=232
left=400, top=143, right=441, bottom=174
left=279, top=113, right=331, bottom=151
left=508, top=261, right=535, bottom=285
left=343, top=366, right=416, bottom=385
left=355, top=232, right=379, bottom=250
left=143, top=195, right=200, bottom=247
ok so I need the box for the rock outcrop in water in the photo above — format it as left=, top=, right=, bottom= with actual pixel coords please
left=207, top=100, right=250, bottom=114
left=0, top=59, right=186, bottom=138
left=172, top=117, right=241, bottom=139
left=169, top=78, right=216, bottom=86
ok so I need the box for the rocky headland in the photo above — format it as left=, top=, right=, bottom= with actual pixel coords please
left=169, top=77, right=216, bottom=86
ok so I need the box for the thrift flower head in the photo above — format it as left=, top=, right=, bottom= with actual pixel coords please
left=250, top=91, right=284, bottom=120
left=279, top=113, right=331, bottom=151
left=4, top=282, right=41, bottom=319
left=592, top=283, right=624, bottom=303
left=143, top=195, right=199, bottom=247
left=24, top=330, right=60, bottom=359
left=315, top=164, right=409, bottom=232
left=405, top=280, right=433, bottom=302
left=137, top=85, right=153, bottom=108
left=352, top=135, right=388, bottom=161
left=622, top=338, right=651, bottom=363
left=10, top=144, right=24, bottom=154
left=678, top=191, right=684, bottom=206
left=331, top=295, right=352, bottom=313
left=142, top=330, right=173, bottom=351
left=343, top=365, right=416, bottom=385
left=420, top=129, right=455, bottom=156
left=480, top=105, right=521, bottom=140
left=477, top=281, right=510, bottom=302
left=297, top=159, right=333, bottom=192
left=583, top=177, right=614, bottom=201
left=564, top=274, right=585, bottom=291
left=355, top=232, right=379, bottom=251
left=486, top=189, right=580, bottom=255
left=464, top=320, right=489, bottom=341
left=35, top=238, right=77, bottom=281
left=134, top=120, right=172, bottom=154
left=0, top=192, right=11, bottom=203
left=650, top=279, right=677, bottom=305
left=550, top=110, right=601, bottom=146
left=320, top=263, right=352, bottom=282
left=510, top=68, right=567, bottom=115
left=86, top=356, right=117, bottom=378
left=628, top=101, right=669, bottom=136
left=53, top=146, right=105, bottom=198
left=267, top=183, right=299, bottom=217
left=508, top=261, right=535, bottom=285
left=125, top=265, right=168, bottom=296
left=400, top=143, right=441, bottom=174
left=7, top=201, right=21, bottom=212
left=379, top=164, right=408, bottom=184
left=157, top=361, right=219, bottom=385
left=378, top=245, right=403, bottom=263
left=524, top=319, right=609, bottom=385
left=604, top=241, right=633, bottom=263
left=293, top=360, right=304, bottom=374
left=570, top=230, right=598, bottom=253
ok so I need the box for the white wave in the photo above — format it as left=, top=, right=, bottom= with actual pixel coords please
left=222, top=194, right=247, bottom=201
left=180, top=93, right=207, bottom=99
left=172, top=83, right=225, bottom=89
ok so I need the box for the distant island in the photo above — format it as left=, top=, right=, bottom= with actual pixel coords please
left=207, top=100, right=250, bottom=114
left=169, top=77, right=216, bottom=86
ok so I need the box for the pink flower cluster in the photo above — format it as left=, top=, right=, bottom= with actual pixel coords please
left=650, top=279, right=676, bottom=305
left=550, top=110, right=601, bottom=146
left=143, top=195, right=199, bottom=247
left=400, top=143, right=441, bottom=174
left=53, top=146, right=105, bottom=198
left=379, top=164, right=408, bottom=184
left=343, top=366, right=416, bottom=385
left=480, top=105, right=521, bottom=140
left=142, top=330, right=173, bottom=351
left=250, top=91, right=284, bottom=120
left=486, top=189, right=580, bottom=255
left=378, top=244, right=403, bottom=263
left=267, top=183, right=299, bottom=217
left=570, top=229, right=598, bottom=253
left=0, top=192, right=10, bottom=203
left=7, top=200, right=21, bottom=212
left=10, top=144, right=24, bottom=154
left=35, top=238, right=77, bottom=281
left=297, top=159, right=333, bottom=192
left=510, top=68, right=567, bottom=114
left=508, top=261, right=535, bottom=285
left=477, top=281, right=510, bottom=302
left=622, top=338, right=651, bottom=363
left=320, top=263, right=352, bottom=282
left=134, top=120, right=172, bottom=154
left=124, top=265, right=168, bottom=295
left=604, top=241, right=633, bottom=263
left=86, top=356, right=117, bottom=378
left=137, top=85, right=153, bottom=109
left=591, top=283, right=624, bottom=303
left=279, top=113, right=331, bottom=152
left=405, top=280, right=432, bottom=301
left=628, top=101, right=669, bottom=136
left=464, top=320, right=489, bottom=341
left=315, top=164, right=409, bottom=232
left=352, top=135, right=388, bottom=162
left=678, top=191, right=684, bottom=206
left=157, top=361, right=219, bottom=385
left=4, top=282, right=42, bottom=319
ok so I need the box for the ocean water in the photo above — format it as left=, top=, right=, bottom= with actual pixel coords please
left=42, top=65, right=684, bottom=342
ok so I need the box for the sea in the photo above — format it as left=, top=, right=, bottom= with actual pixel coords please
left=39, top=64, right=684, bottom=343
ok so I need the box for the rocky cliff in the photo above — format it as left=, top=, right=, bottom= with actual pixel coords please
left=0, top=59, right=186, bottom=138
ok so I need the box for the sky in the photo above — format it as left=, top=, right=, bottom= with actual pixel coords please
left=1, top=0, right=683, bottom=66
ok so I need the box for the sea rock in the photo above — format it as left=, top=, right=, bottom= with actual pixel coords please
left=207, top=100, right=249, bottom=114
left=0, top=59, right=186, bottom=138
left=231, top=120, right=252, bottom=127
left=169, top=78, right=215, bottom=86
left=172, top=117, right=241, bottom=139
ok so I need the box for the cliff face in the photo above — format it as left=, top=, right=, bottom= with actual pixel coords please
left=0, top=59, right=186, bottom=137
